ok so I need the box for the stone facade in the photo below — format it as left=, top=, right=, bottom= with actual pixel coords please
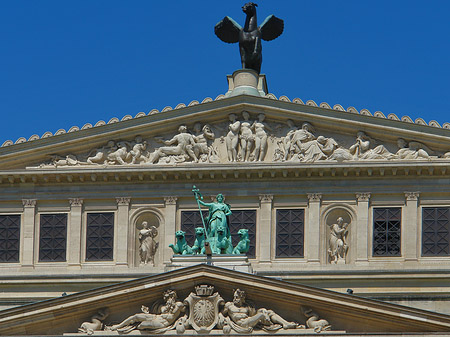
left=1, top=71, right=450, bottom=335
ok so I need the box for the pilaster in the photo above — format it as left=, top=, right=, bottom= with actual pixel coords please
left=21, top=199, right=36, bottom=267
left=68, top=198, right=83, bottom=266
left=164, top=197, right=178, bottom=263
left=355, top=193, right=371, bottom=262
left=258, top=194, right=273, bottom=262
left=116, top=197, right=131, bottom=266
left=306, top=193, right=322, bottom=263
left=404, top=192, right=420, bottom=261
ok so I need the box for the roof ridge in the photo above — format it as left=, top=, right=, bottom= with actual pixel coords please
left=3, top=94, right=449, bottom=147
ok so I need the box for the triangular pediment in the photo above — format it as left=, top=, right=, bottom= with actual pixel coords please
left=1, top=94, right=450, bottom=183
left=1, top=264, right=450, bottom=335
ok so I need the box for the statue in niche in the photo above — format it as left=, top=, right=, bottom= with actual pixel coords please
left=252, top=113, right=271, bottom=161
left=150, top=125, right=197, bottom=164
left=328, top=217, right=349, bottom=264
left=78, top=308, right=110, bottom=335
left=138, top=221, right=158, bottom=266
left=349, top=131, right=394, bottom=160
left=219, top=289, right=300, bottom=333
left=192, top=123, right=219, bottom=163
left=239, top=111, right=255, bottom=162
left=87, top=140, right=117, bottom=165
left=107, top=290, right=186, bottom=333
left=396, top=138, right=433, bottom=160
left=290, top=122, right=327, bottom=162
left=225, top=113, right=241, bottom=162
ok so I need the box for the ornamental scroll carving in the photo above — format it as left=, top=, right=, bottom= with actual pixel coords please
left=78, top=286, right=332, bottom=335
left=34, top=114, right=450, bottom=168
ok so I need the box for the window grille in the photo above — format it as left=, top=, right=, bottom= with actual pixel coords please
left=422, top=207, right=450, bottom=256
left=181, top=210, right=256, bottom=257
left=0, top=215, right=20, bottom=263
left=39, top=214, right=67, bottom=262
left=276, top=209, right=304, bottom=257
left=373, top=208, right=401, bottom=256
left=86, top=213, right=114, bottom=261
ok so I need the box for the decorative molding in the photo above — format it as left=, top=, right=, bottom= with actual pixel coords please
left=307, top=193, right=322, bottom=202
left=405, top=192, right=420, bottom=201
left=259, top=194, right=273, bottom=203
left=69, top=198, right=84, bottom=207
left=164, top=196, right=178, bottom=206
left=116, top=197, right=131, bottom=206
left=356, top=193, right=371, bottom=202
left=22, top=199, right=37, bottom=207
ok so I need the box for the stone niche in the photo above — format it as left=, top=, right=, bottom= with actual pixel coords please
left=133, top=210, right=161, bottom=267
left=324, top=207, right=353, bottom=265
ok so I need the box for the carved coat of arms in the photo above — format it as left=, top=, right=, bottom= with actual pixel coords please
left=184, top=285, right=224, bottom=333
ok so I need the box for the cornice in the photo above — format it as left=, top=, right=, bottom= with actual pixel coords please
left=1, top=161, right=450, bottom=185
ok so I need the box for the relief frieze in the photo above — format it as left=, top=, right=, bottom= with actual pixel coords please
left=33, top=112, right=450, bottom=169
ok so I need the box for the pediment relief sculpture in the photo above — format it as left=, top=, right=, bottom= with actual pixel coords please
left=79, top=286, right=332, bottom=335
left=33, top=113, right=450, bottom=169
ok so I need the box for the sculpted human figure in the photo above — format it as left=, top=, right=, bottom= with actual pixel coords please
left=349, top=131, right=393, bottom=160
left=150, top=125, right=197, bottom=164
left=328, top=217, right=349, bottom=264
left=291, top=122, right=327, bottom=162
left=87, top=140, right=117, bottom=165
left=127, top=136, right=147, bottom=164
left=108, top=290, right=185, bottom=332
left=138, top=221, right=158, bottom=266
left=195, top=193, right=231, bottom=243
left=193, top=123, right=215, bottom=162
left=252, top=113, right=271, bottom=161
left=226, top=113, right=241, bottom=162
left=239, top=111, right=254, bottom=161
left=396, top=138, right=432, bottom=160
left=222, top=289, right=298, bottom=331
left=282, top=119, right=297, bottom=161
left=107, top=141, right=129, bottom=165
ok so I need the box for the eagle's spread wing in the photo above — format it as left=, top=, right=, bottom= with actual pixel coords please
left=214, top=16, right=241, bottom=44
left=259, top=15, right=284, bottom=41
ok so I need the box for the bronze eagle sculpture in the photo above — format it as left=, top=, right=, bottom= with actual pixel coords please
left=214, top=2, right=284, bottom=74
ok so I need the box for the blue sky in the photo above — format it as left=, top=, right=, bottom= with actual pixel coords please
left=1, top=1, right=450, bottom=144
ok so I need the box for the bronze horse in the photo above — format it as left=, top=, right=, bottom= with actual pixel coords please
left=215, top=2, right=284, bottom=74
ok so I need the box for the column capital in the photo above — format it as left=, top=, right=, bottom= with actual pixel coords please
left=22, top=199, right=36, bottom=208
left=356, top=193, right=371, bottom=202
left=69, top=198, right=84, bottom=207
left=307, top=193, right=322, bottom=202
left=405, top=192, right=420, bottom=201
left=116, top=197, right=131, bottom=206
left=164, top=196, right=178, bottom=206
left=259, top=194, right=273, bottom=203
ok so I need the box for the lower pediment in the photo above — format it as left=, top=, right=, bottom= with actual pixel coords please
left=1, top=265, right=450, bottom=336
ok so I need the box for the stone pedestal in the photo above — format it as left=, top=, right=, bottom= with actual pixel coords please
left=165, top=255, right=253, bottom=273
left=225, top=69, right=268, bottom=97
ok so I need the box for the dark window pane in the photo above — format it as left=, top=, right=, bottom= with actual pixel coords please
left=0, top=215, right=20, bottom=263
left=39, top=214, right=67, bottom=262
left=373, top=208, right=401, bottom=256
left=422, top=207, right=450, bottom=256
left=86, top=213, right=114, bottom=261
left=276, top=209, right=304, bottom=257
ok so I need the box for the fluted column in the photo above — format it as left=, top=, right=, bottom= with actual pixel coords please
left=355, top=193, right=371, bottom=262
left=116, top=197, right=131, bottom=266
left=163, top=197, right=178, bottom=263
left=306, top=193, right=322, bottom=263
left=404, top=192, right=420, bottom=261
left=258, top=194, right=273, bottom=262
left=68, top=198, right=83, bottom=266
left=22, top=199, right=36, bottom=267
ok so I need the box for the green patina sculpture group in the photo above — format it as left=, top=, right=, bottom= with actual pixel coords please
left=169, top=186, right=250, bottom=255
